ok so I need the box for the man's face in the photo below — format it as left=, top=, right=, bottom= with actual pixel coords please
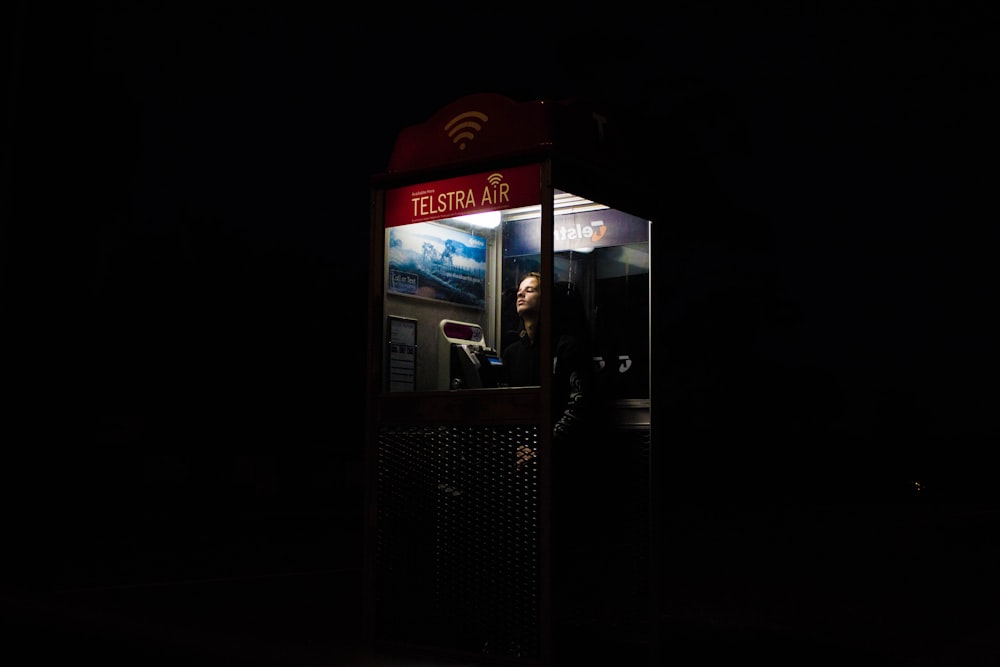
left=516, top=276, right=540, bottom=318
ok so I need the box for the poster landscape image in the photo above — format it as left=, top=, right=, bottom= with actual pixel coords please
left=388, top=222, right=488, bottom=309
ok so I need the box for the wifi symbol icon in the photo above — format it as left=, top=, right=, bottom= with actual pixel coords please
left=445, top=111, right=489, bottom=151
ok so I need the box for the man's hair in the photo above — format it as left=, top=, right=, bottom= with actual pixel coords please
left=521, top=271, right=542, bottom=286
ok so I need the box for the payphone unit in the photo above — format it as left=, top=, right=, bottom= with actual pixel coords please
left=439, top=319, right=505, bottom=389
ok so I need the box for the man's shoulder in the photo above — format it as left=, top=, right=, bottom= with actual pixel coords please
left=502, top=336, right=526, bottom=355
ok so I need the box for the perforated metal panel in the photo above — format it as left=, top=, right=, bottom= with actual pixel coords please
left=375, top=424, right=542, bottom=660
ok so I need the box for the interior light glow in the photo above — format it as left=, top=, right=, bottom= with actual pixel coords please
left=503, top=193, right=609, bottom=222
left=456, top=211, right=501, bottom=228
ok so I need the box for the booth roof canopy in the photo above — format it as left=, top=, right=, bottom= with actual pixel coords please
left=383, top=93, right=623, bottom=176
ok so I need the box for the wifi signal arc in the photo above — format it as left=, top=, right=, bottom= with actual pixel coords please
left=445, top=111, right=489, bottom=150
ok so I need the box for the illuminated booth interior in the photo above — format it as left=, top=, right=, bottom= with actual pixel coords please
left=365, top=94, right=653, bottom=665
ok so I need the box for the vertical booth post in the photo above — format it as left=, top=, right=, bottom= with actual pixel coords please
left=365, top=94, right=654, bottom=665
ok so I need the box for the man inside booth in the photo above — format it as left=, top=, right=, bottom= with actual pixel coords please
left=501, top=271, right=595, bottom=443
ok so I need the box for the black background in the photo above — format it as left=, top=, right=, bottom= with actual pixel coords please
left=4, top=1, right=999, bottom=664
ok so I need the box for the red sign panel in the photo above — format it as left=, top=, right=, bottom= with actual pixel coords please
left=385, top=164, right=540, bottom=227
left=386, top=94, right=551, bottom=173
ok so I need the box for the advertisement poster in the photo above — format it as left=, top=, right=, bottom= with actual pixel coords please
left=387, top=221, right=487, bottom=309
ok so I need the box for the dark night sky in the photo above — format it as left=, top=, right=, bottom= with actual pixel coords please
left=4, top=3, right=1000, bottom=664
left=4, top=1, right=999, bottom=515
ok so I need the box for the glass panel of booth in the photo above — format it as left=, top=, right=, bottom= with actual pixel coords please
left=382, top=210, right=512, bottom=392
left=382, top=187, right=650, bottom=400
left=504, top=192, right=652, bottom=402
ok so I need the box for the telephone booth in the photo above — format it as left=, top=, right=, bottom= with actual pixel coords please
left=364, top=93, right=654, bottom=665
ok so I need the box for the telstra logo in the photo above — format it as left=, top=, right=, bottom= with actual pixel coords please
left=445, top=111, right=489, bottom=150
left=554, top=219, right=607, bottom=243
